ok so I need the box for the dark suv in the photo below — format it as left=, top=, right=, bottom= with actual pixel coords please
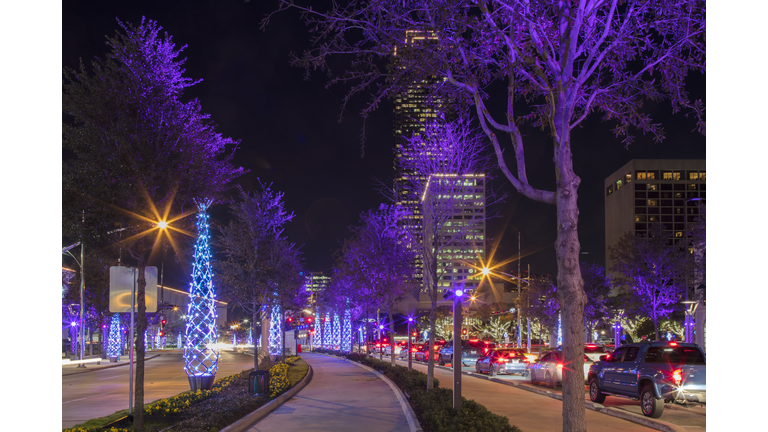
left=438, top=339, right=495, bottom=367
left=588, top=341, right=706, bottom=418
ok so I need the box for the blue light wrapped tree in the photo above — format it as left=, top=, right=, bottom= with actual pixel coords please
left=184, top=200, right=219, bottom=391
left=323, top=312, right=331, bottom=349
left=342, top=309, right=352, bottom=352
left=269, top=305, right=282, bottom=356
left=332, top=313, right=341, bottom=350
left=108, top=314, right=122, bottom=361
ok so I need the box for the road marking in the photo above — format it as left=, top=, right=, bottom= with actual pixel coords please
left=63, top=392, right=112, bottom=404
left=99, top=375, right=124, bottom=380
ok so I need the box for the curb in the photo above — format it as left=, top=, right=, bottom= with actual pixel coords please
left=314, top=353, right=423, bottom=432
left=220, top=361, right=314, bottom=432
left=62, top=354, right=162, bottom=376
left=403, top=359, right=689, bottom=432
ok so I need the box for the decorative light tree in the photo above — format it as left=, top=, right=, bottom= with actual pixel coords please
left=247, top=328, right=253, bottom=346
left=332, top=313, right=341, bottom=350
left=323, top=312, right=331, bottom=349
left=232, top=333, right=238, bottom=346
left=184, top=200, right=220, bottom=391
left=177, top=333, right=182, bottom=349
left=268, top=305, right=282, bottom=356
left=108, top=314, right=122, bottom=361
left=313, top=308, right=322, bottom=349
left=342, top=309, right=352, bottom=352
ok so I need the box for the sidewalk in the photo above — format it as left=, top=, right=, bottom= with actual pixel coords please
left=246, top=353, right=410, bottom=432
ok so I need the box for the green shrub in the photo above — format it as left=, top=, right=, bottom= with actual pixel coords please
left=334, top=352, right=518, bottom=432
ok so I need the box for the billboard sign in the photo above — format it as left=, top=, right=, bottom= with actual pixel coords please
left=109, top=266, right=158, bottom=312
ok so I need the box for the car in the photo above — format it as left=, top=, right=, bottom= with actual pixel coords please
left=414, top=343, right=443, bottom=363
left=438, top=339, right=495, bottom=367
left=584, top=344, right=610, bottom=362
left=475, top=349, right=531, bottom=376
left=588, top=341, right=706, bottom=418
left=529, top=350, right=592, bottom=388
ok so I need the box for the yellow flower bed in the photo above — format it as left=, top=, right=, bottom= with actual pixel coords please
left=269, top=356, right=300, bottom=398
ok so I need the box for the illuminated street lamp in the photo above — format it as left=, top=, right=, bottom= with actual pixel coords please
left=63, top=241, right=86, bottom=368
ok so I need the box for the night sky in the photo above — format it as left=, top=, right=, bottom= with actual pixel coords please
left=62, top=0, right=706, bottom=289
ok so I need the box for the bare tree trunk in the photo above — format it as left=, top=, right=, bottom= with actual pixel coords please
left=654, top=313, right=659, bottom=341
left=554, top=129, right=587, bottom=432
left=134, top=260, right=148, bottom=430
left=389, top=310, right=396, bottom=366
left=253, top=298, right=259, bottom=370
left=426, top=297, right=437, bottom=390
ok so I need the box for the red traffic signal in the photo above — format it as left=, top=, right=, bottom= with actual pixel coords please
left=462, top=328, right=467, bottom=336
left=287, top=317, right=293, bottom=322
left=307, top=317, right=312, bottom=322
left=161, top=319, right=167, bottom=326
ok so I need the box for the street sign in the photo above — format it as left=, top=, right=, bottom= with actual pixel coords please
left=109, top=266, right=158, bottom=312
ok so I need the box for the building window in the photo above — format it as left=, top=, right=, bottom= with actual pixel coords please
left=648, top=199, right=658, bottom=206
left=648, top=216, right=657, bottom=222
left=616, top=179, right=622, bottom=190
left=607, top=185, right=613, bottom=196
left=689, top=172, right=700, bottom=180
left=675, top=192, right=684, bottom=198
left=675, top=231, right=683, bottom=238
left=647, top=171, right=657, bottom=180
left=699, top=171, right=706, bottom=180
left=663, top=171, right=673, bottom=180
left=625, top=173, right=632, bottom=183
left=635, top=215, right=647, bottom=222
left=648, top=184, right=658, bottom=191
left=636, top=171, right=647, bottom=180
left=673, top=171, right=682, bottom=180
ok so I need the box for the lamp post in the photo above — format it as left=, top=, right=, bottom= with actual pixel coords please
left=407, top=317, right=413, bottom=371
left=63, top=241, right=86, bottom=368
left=450, top=289, right=465, bottom=410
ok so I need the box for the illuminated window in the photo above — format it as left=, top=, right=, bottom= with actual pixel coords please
left=625, top=173, right=632, bottom=183
left=700, top=171, right=706, bottom=180
left=607, top=185, right=613, bottom=196
left=689, top=172, right=700, bottom=180
left=648, top=199, right=657, bottom=206
left=663, top=171, right=673, bottom=180
left=647, top=171, right=656, bottom=180
left=673, top=171, right=682, bottom=180
left=616, top=180, right=622, bottom=190
left=648, top=184, right=658, bottom=191
left=636, top=171, right=647, bottom=180
left=635, top=215, right=647, bottom=222
left=675, top=232, right=683, bottom=238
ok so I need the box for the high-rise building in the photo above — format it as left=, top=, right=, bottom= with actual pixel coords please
left=604, top=159, right=706, bottom=276
left=421, top=173, right=487, bottom=294
left=393, top=30, right=448, bottom=290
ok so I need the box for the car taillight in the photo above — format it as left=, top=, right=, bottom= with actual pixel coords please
left=673, top=369, right=682, bottom=384
left=556, top=363, right=563, bottom=369
left=499, top=358, right=507, bottom=362
left=669, top=342, right=678, bottom=346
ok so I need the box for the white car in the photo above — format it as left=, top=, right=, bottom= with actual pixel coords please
left=584, top=344, right=610, bottom=362
left=529, top=351, right=593, bottom=387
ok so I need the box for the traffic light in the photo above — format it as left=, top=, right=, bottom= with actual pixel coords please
left=161, top=318, right=167, bottom=326
left=412, top=332, right=418, bottom=337
left=307, top=317, right=312, bottom=323
left=462, top=328, right=467, bottom=336
left=159, top=330, right=164, bottom=337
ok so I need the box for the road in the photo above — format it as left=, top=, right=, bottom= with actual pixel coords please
left=62, top=349, right=256, bottom=429
left=398, top=360, right=707, bottom=432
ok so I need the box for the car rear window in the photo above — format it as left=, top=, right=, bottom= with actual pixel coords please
left=645, top=346, right=706, bottom=365
left=585, top=345, right=606, bottom=353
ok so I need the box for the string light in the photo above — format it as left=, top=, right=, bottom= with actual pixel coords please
left=107, top=314, right=121, bottom=358
left=323, top=312, right=331, bottom=349
left=342, top=309, right=352, bottom=352
left=177, top=333, right=182, bottom=349
left=184, top=200, right=220, bottom=380
left=269, top=305, right=282, bottom=355
left=332, top=313, right=341, bottom=350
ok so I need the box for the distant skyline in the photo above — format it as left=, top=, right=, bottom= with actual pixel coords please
left=62, top=1, right=705, bottom=290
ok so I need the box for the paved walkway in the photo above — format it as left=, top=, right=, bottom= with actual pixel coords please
left=247, top=353, right=409, bottom=432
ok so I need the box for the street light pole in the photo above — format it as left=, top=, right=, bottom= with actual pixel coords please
left=452, top=290, right=463, bottom=411
left=408, top=318, right=413, bottom=372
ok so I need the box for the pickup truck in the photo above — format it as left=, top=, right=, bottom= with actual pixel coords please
left=588, top=341, right=706, bottom=418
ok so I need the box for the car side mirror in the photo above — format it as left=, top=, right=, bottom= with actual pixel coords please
left=599, top=355, right=608, bottom=362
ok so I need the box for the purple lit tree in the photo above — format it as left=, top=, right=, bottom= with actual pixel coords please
left=267, top=2, right=705, bottom=428
left=332, top=204, right=419, bottom=365
left=63, top=18, right=244, bottom=428
left=215, top=184, right=299, bottom=368
left=395, top=116, right=500, bottom=380
left=580, top=262, right=614, bottom=343
left=609, top=223, right=691, bottom=340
